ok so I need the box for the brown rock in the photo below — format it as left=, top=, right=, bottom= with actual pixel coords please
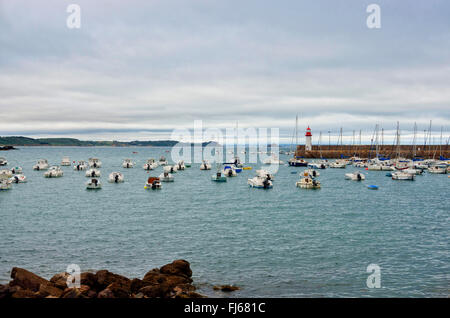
left=143, top=271, right=192, bottom=287
left=50, top=272, right=70, bottom=290
left=105, top=282, right=130, bottom=298
left=10, top=267, right=50, bottom=292
left=61, top=287, right=88, bottom=298
left=38, top=283, right=63, bottom=298
left=130, top=278, right=144, bottom=294
left=95, top=270, right=130, bottom=291
left=138, top=285, right=167, bottom=298
left=213, top=285, right=240, bottom=292
left=160, top=260, right=192, bottom=278
left=11, top=289, right=39, bottom=298
left=97, top=288, right=114, bottom=298
left=80, top=272, right=96, bottom=288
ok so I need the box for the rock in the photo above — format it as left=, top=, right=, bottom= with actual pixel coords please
left=80, top=272, right=96, bottom=289
left=0, top=284, right=11, bottom=299
left=38, top=283, right=63, bottom=298
left=61, top=287, right=88, bottom=298
left=105, top=282, right=130, bottom=298
left=133, top=292, right=144, bottom=298
left=97, top=288, right=115, bottom=298
left=130, top=278, right=144, bottom=294
left=160, top=260, right=192, bottom=278
left=50, top=272, right=70, bottom=290
left=10, top=267, right=51, bottom=292
left=138, top=285, right=167, bottom=298
left=213, top=285, right=240, bottom=292
left=11, top=289, right=39, bottom=298
left=143, top=271, right=192, bottom=287
left=95, top=270, right=130, bottom=291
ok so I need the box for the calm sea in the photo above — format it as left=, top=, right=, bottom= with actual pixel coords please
left=0, top=147, right=448, bottom=297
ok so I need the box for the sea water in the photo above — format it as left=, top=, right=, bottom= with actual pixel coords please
left=0, top=147, right=448, bottom=297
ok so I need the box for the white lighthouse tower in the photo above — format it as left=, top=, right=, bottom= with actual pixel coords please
left=305, top=126, right=312, bottom=151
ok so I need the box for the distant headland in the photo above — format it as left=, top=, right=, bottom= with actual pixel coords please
left=0, top=136, right=212, bottom=148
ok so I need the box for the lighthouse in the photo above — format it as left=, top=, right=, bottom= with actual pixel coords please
left=305, top=126, right=312, bottom=151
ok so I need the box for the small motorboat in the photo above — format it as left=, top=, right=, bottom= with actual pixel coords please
left=144, top=177, right=162, bottom=189
left=428, top=165, right=447, bottom=174
left=0, top=169, right=13, bottom=178
left=33, top=159, right=49, bottom=171
left=143, top=159, right=158, bottom=170
left=86, top=168, right=101, bottom=178
left=296, top=176, right=321, bottom=189
left=211, top=171, right=227, bottom=182
left=88, top=158, right=102, bottom=168
left=61, top=157, right=71, bottom=166
left=247, top=176, right=273, bottom=189
left=232, top=157, right=244, bottom=168
left=256, top=169, right=274, bottom=181
left=288, top=157, right=308, bottom=167
left=10, top=174, right=27, bottom=183
left=164, top=165, right=178, bottom=174
left=44, top=166, right=64, bottom=178
left=159, top=156, right=168, bottom=166
left=329, top=160, right=347, bottom=169
left=391, top=171, right=415, bottom=180
left=0, top=157, right=7, bottom=166
left=263, top=156, right=284, bottom=165
left=108, top=172, right=124, bottom=183
left=308, top=161, right=327, bottom=169
left=122, top=159, right=134, bottom=168
left=200, top=160, right=212, bottom=170
left=86, top=178, right=102, bottom=190
left=10, top=166, right=22, bottom=174
left=176, top=160, right=186, bottom=171
left=367, top=185, right=379, bottom=190
left=73, top=160, right=88, bottom=171
left=345, top=171, right=366, bottom=181
left=303, top=169, right=319, bottom=178
left=159, top=171, right=174, bottom=182
left=223, top=165, right=237, bottom=177
left=0, top=179, right=12, bottom=190
left=403, top=168, right=423, bottom=175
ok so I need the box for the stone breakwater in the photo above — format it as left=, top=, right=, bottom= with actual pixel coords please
left=0, top=260, right=206, bottom=298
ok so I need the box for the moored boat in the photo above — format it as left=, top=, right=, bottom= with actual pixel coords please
left=345, top=171, right=366, bottom=181
left=86, top=178, right=102, bottom=190
left=88, top=158, right=102, bottom=168
left=44, top=166, right=64, bottom=178
left=143, top=159, right=158, bottom=170
left=144, top=177, right=162, bottom=189
left=33, top=159, right=49, bottom=171
left=108, top=172, right=124, bottom=183
left=248, top=176, right=273, bottom=189
left=73, top=160, right=88, bottom=171
left=86, top=168, right=101, bottom=177
left=296, top=176, right=321, bottom=189
left=61, top=157, right=71, bottom=166
left=159, top=171, right=174, bottom=182
left=211, top=171, right=227, bottom=182
left=122, top=159, right=134, bottom=168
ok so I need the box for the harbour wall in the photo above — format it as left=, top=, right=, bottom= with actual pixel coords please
left=294, top=145, right=450, bottom=159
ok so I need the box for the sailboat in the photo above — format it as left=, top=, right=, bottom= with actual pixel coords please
left=288, top=114, right=308, bottom=167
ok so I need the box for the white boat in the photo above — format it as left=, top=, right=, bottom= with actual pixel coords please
left=414, top=162, right=429, bottom=170
left=44, top=166, right=64, bottom=178
left=159, top=156, right=168, bottom=166
left=33, top=159, right=49, bottom=171
left=0, top=157, right=8, bottom=166
left=296, top=176, right=321, bottom=189
left=263, top=156, right=284, bottom=165
left=159, top=171, right=174, bottom=182
left=345, top=171, right=366, bottom=181
left=367, top=164, right=383, bottom=171
left=0, top=169, right=13, bottom=178
left=122, top=159, right=134, bottom=168
left=329, top=160, right=346, bottom=169
left=288, top=157, right=308, bottom=167
left=176, top=160, right=186, bottom=171
left=200, top=160, right=212, bottom=170
left=403, top=168, right=423, bottom=175
left=10, top=166, right=22, bottom=174
left=88, top=158, right=102, bottom=168
left=255, top=169, right=274, bottom=181
left=308, top=161, right=327, bottom=169
left=61, top=157, right=71, bottom=166
left=164, top=165, right=178, bottom=173
left=73, top=160, right=88, bottom=171
left=144, top=177, right=162, bottom=189
left=10, top=174, right=27, bottom=183
left=303, top=169, right=320, bottom=178
left=86, top=178, right=102, bottom=189
left=0, top=179, right=12, bottom=190
left=391, top=171, right=415, bottom=180
left=108, top=172, right=124, bottom=183
left=211, top=171, right=227, bottom=182
left=86, top=168, right=101, bottom=177
left=222, top=165, right=237, bottom=177
left=143, top=159, right=158, bottom=170
left=428, top=165, right=447, bottom=174
left=353, top=161, right=368, bottom=168
left=247, top=176, right=273, bottom=189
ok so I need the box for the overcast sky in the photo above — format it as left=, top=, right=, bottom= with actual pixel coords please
left=0, top=0, right=449, bottom=143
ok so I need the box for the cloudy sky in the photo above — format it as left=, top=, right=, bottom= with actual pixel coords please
left=0, top=0, right=449, bottom=143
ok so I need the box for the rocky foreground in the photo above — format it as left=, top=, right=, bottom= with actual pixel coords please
left=0, top=260, right=208, bottom=298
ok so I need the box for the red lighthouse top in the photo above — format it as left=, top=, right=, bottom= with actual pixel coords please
left=305, top=126, right=312, bottom=137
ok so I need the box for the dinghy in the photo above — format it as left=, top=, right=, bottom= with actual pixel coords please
left=61, top=157, right=71, bottom=166
left=122, top=159, right=134, bottom=168
left=44, top=166, right=64, bottom=178
left=143, top=159, right=158, bottom=170
left=248, top=176, right=273, bottom=189
left=73, top=160, right=88, bottom=171
left=86, top=178, right=102, bottom=190
left=200, top=160, right=212, bottom=170
left=88, top=158, right=102, bottom=168
left=108, top=172, right=124, bottom=183
left=144, top=177, right=162, bottom=189
left=296, top=176, right=321, bottom=189
left=159, top=171, right=174, bottom=182
left=211, top=171, right=227, bottom=182
left=33, top=159, right=49, bottom=171
left=10, top=174, right=27, bottom=183
left=345, top=171, right=366, bottom=181
left=86, top=168, right=101, bottom=178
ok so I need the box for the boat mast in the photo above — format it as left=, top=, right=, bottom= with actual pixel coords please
left=375, top=124, right=379, bottom=158
left=295, top=114, right=298, bottom=152
left=440, top=126, right=443, bottom=157
left=396, top=121, right=401, bottom=159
